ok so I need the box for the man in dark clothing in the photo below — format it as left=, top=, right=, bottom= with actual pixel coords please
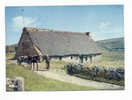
left=31, top=56, right=38, bottom=71
left=45, top=55, right=50, bottom=70
left=27, top=56, right=32, bottom=64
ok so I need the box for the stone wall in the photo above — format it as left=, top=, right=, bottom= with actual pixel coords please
left=65, top=63, right=124, bottom=86
left=6, top=77, right=24, bottom=91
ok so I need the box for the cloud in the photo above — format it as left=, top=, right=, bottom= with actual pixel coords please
left=99, top=21, right=124, bottom=34
left=12, top=16, right=40, bottom=32
left=99, top=22, right=111, bottom=32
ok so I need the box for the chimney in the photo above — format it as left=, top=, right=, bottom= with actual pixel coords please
left=85, top=32, right=91, bottom=37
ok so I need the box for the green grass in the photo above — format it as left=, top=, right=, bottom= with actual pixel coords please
left=102, top=50, right=124, bottom=61
left=38, top=60, right=67, bottom=71
left=89, top=50, right=124, bottom=68
left=6, top=64, right=95, bottom=91
left=6, top=50, right=124, bottom=91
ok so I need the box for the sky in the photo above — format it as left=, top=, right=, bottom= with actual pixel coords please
left=5, top=5, right=124, bottom=45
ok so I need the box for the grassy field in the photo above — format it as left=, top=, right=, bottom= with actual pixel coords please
left=39, top=60, right=67, bottom=70
left=6, top=63, right=95, bottom=91
left=6, top=50, right=124, bottom=91
left=89, top=50, right=124, bottom=68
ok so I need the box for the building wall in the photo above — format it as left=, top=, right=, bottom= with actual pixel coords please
left=62, top=56, right=80, bottom=63
left=52, top=54, right=102, bottom=64
left=16, top=32, right=37, bottom=57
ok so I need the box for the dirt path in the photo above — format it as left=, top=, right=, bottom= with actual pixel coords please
left=35, top=69, right=124, bottom=90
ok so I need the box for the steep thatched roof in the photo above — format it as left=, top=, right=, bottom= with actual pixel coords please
left=23, top=27, right=102, bottom=56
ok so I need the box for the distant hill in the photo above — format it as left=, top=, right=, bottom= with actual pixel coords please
left=96, top=37, right=124, bottom=51
left=6, top=44, right=18, bottom=53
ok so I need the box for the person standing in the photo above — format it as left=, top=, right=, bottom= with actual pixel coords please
left=45, top=55, right=50, bottom=70
left=31, top=56, right=38, bottom=71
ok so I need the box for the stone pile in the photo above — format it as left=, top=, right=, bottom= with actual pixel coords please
left=65, top=63, right=124, bottom=83
left=6, top=77, right=24, bottom=91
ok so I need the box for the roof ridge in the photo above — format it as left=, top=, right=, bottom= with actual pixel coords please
left=23, top=27, right=85, bottom=34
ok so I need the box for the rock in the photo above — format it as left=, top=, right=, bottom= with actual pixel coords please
left=6, top=77, right=24, bottom=91
left=65, top=63, right=124, bottom=83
